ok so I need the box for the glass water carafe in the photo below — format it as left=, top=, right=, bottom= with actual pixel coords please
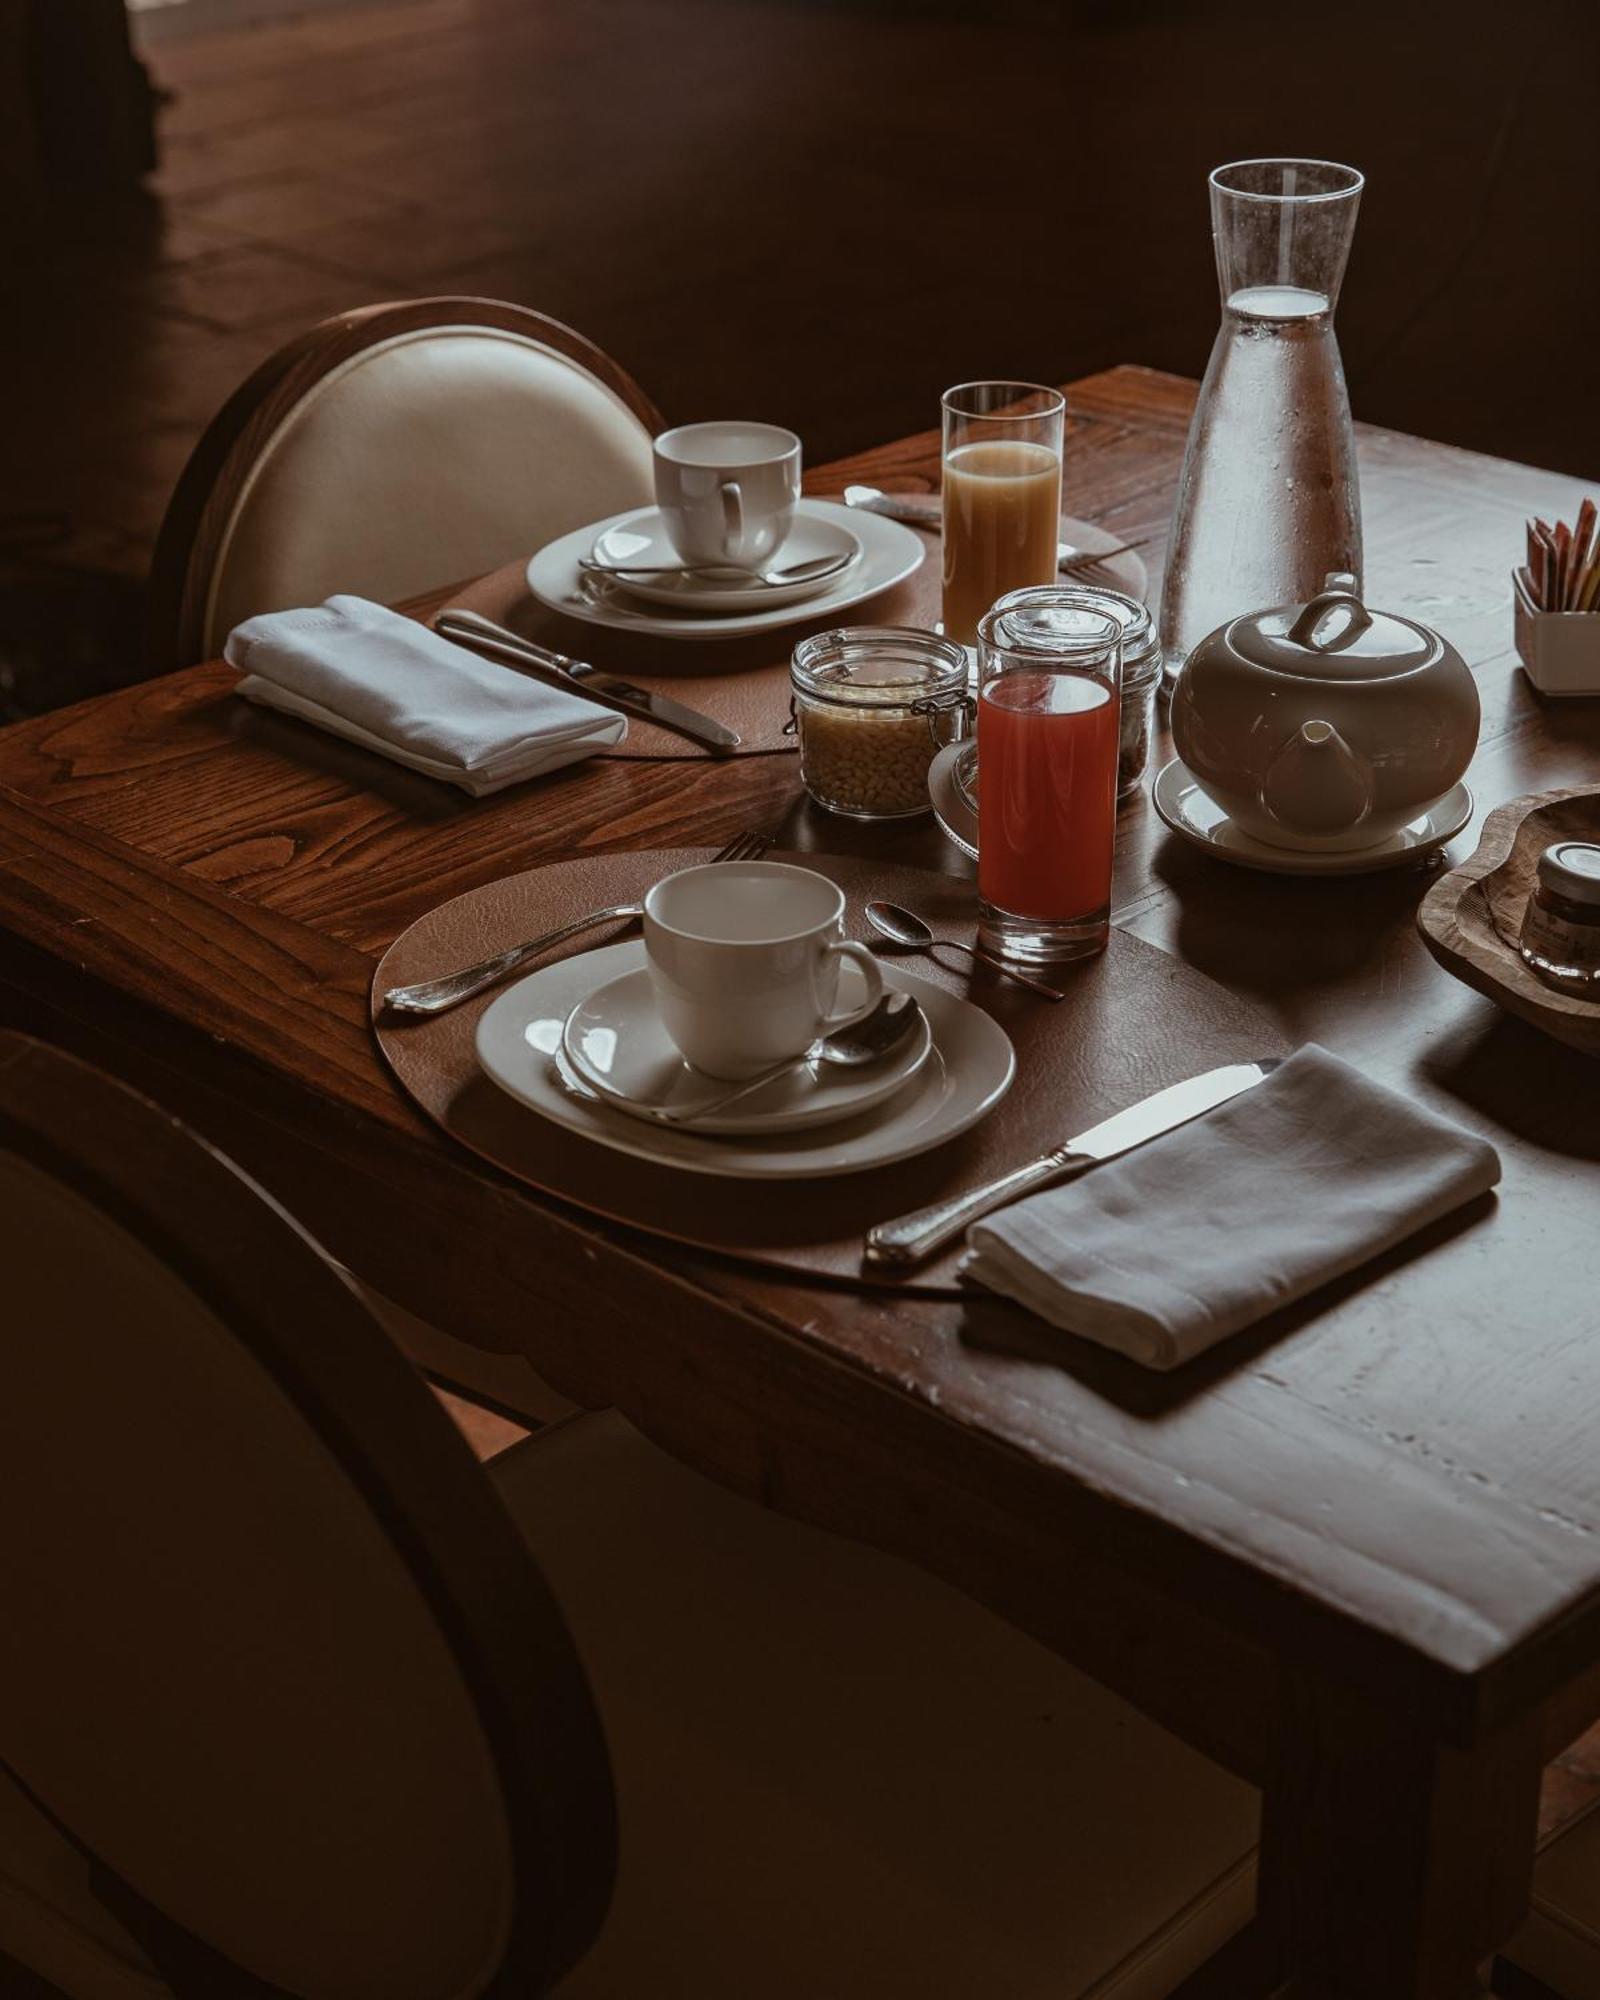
left=1159, top=158, right=1365, bottom=685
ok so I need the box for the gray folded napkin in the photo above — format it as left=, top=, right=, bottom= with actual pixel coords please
left=964, top=1045, right=1501, bottom=1370
left=225, top=595, right=626, bottom=795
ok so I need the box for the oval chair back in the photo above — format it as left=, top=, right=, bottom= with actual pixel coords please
left=0, top=1032, right=614, bottom=1999
left=148, top=297, right=662, bottom=669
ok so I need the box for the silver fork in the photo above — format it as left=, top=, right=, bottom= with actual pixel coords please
left=382, top=830, right=774, bottom=1016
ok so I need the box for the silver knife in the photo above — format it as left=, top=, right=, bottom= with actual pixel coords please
left=433, top=608, right=742, bottom=756
left=863, top=1058, right=1281, bottom=1270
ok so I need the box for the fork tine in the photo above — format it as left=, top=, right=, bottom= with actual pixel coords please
left=710, top=830, right=773, bottom=864
left=1060, top=559, right=1123, bottom=589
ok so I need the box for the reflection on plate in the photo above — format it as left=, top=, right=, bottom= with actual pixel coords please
left=1153, top=758, right=1475, bottom=875
left=475, top=941, right=1014, bottom=1178
left=561, top=960, right=932, bottom=1134
left=527, top=499, right=925, bottom=641
left=589, top=509, right=862, bottom=613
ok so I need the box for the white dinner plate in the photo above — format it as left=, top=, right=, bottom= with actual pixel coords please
left=561, top=959, right=932, bottom=1134
left=476, top=941, right=1014, bottom=1178
left=526, top=499, right=926, bottom=641
left=1152, top=758, right=1475, bottom=875
left=587, top=508, right=862, bottom=612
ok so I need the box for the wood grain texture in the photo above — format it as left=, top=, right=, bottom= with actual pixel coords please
left=1418, top=788, right=1600, bottom=1056
left=4, top=365, right=1600, bottom=1992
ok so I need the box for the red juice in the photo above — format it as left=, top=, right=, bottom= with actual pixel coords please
left=978, top=671, right=1118, bottom=920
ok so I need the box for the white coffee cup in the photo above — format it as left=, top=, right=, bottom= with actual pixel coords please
left=653, top=421, right=801, bottom=568
left=643, top=861, right=884, bottom=1079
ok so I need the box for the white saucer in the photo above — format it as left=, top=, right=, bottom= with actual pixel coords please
left=1152, top=758, right=1475, bottom=875
left=475, top=940, right=1014, bottom=1179
left=527, top=499, right=926, bottom=641
left=928, top=739, right=980, bottom=862
left=588, top=509, right=862, bottom=613
left=562, top=959, right=932, bottom=1134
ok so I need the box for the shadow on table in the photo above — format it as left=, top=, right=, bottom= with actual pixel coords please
left=1149, top=833, right=1447, bottom=1010
left=1420, top=1009, right=1600, bottom=1163
left=954, top=1190, right=1499, bottom=1418
left=227, top=705, right=472, bottom=820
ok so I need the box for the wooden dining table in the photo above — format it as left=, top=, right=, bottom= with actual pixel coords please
left=2, top=365, right=1598, bottom=1997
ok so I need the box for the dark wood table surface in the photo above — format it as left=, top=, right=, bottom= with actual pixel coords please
left=3, top=366, right=1598, bottom=1997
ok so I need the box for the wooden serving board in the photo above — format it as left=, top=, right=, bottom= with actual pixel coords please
left=1418, top=785, right=1600, bottom=1057
left=373, top=848, right=1285, bottom=1292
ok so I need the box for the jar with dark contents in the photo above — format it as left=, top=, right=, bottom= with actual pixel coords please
left=1518, top=841, right=1600, bottom=998
left=994, top=582, right=1160, bottom=797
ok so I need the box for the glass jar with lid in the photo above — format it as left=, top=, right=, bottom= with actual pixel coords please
left=790, top=626, right=972, bottom=820
left=995, top=581, right=1159, bottom=798
left=1519, top=841, right=1600, bottom=997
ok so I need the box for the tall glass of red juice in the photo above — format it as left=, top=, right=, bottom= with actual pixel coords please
left=975, top=591, right=1122, bottom=965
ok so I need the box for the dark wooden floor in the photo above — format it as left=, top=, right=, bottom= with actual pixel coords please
left=3, top=0, right=1596, bottom=603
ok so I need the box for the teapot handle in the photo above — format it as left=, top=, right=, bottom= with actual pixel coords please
left=1288, top=573, right=1373, bottom=652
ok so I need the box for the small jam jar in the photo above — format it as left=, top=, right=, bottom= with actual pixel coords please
left=790, top=627, right=972, bottom=820
left=994, top=582, right=1160, bottom=797
left=1518, top=840, right=1600, bottom=998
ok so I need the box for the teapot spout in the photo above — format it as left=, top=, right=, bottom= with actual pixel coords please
left=1259, top=719, right=1374, bottom=842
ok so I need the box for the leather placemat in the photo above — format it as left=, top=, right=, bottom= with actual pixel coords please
left=439, top=537, right=940, bottom=761
left=372, top=849, right=1285, bottom=1294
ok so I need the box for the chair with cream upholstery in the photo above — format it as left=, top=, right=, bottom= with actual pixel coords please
left=146, top=294, right=661, bottom=1425
left=146, top=297, right=661, bottom=672
left=0, top=1031, right=1260, bottom=2000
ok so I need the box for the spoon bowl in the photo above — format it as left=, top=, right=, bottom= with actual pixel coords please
left=865, top=901, right=1065, bottom=1002
left=654, top=993, right=923, bottom=1125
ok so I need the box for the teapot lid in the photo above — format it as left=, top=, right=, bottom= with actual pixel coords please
left=1227, top=573, right=1443, bottom=682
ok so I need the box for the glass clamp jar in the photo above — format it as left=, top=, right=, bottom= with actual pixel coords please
left=1518, top=840, right=1600, bottom=999
left=994, top=581, right=1159, bottom=798
left=790, top=627, right=973, bottom=821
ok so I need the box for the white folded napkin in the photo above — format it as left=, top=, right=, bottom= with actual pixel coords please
left=964, top=1045, right=1501, bottom=1370
left=225, top=595, right=626, bottom=795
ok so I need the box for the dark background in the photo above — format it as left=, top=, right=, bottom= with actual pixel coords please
left=1, top=0, right=1596, bottom=714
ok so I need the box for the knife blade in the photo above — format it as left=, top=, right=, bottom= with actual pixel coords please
left=863, top=1058, right=1281, bottom=1269
left=434, top=609, right=742, bottom=756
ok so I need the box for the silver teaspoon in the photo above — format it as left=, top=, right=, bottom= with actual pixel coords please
left=864, top=902, right=1065, bottom=1002
left=650, top=992, right=922, bottom=1125
left=578, top=550, right=852, bottom=587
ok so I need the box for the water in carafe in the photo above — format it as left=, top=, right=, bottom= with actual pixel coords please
left=1160, top=161, right=1365, bottom=683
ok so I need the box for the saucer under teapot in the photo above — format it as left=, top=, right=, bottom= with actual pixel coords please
left=1170, top=573, right=1480, bottom=854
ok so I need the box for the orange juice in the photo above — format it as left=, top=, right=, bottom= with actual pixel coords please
left=942, top=440, right=1061, bottom=644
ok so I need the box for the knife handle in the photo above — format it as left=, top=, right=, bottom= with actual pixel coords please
left=864, top=1147, right=1093, bottom=1270
left=435, top=611, right=564, bottom=675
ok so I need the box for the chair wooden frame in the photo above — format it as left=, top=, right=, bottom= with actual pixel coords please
left=145, top=296, right=665, bottom=674
left=0, top=1031, right=617, bottom=1999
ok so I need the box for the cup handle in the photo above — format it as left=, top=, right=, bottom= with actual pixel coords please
left=820, top=940, right=885, bottom=1031
left=720, top=480, right=744, bottom=559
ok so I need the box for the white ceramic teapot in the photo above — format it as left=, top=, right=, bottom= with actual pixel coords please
left=1170, top=573, right=1480, bottom=852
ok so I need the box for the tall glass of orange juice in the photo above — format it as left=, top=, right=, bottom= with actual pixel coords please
left=941, top=382, right=1065, bottom=645
left=976, top=590, right=1121, bottom=966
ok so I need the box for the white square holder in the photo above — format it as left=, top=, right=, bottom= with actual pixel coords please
left=1516, top=597, right=1600, bottom=697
